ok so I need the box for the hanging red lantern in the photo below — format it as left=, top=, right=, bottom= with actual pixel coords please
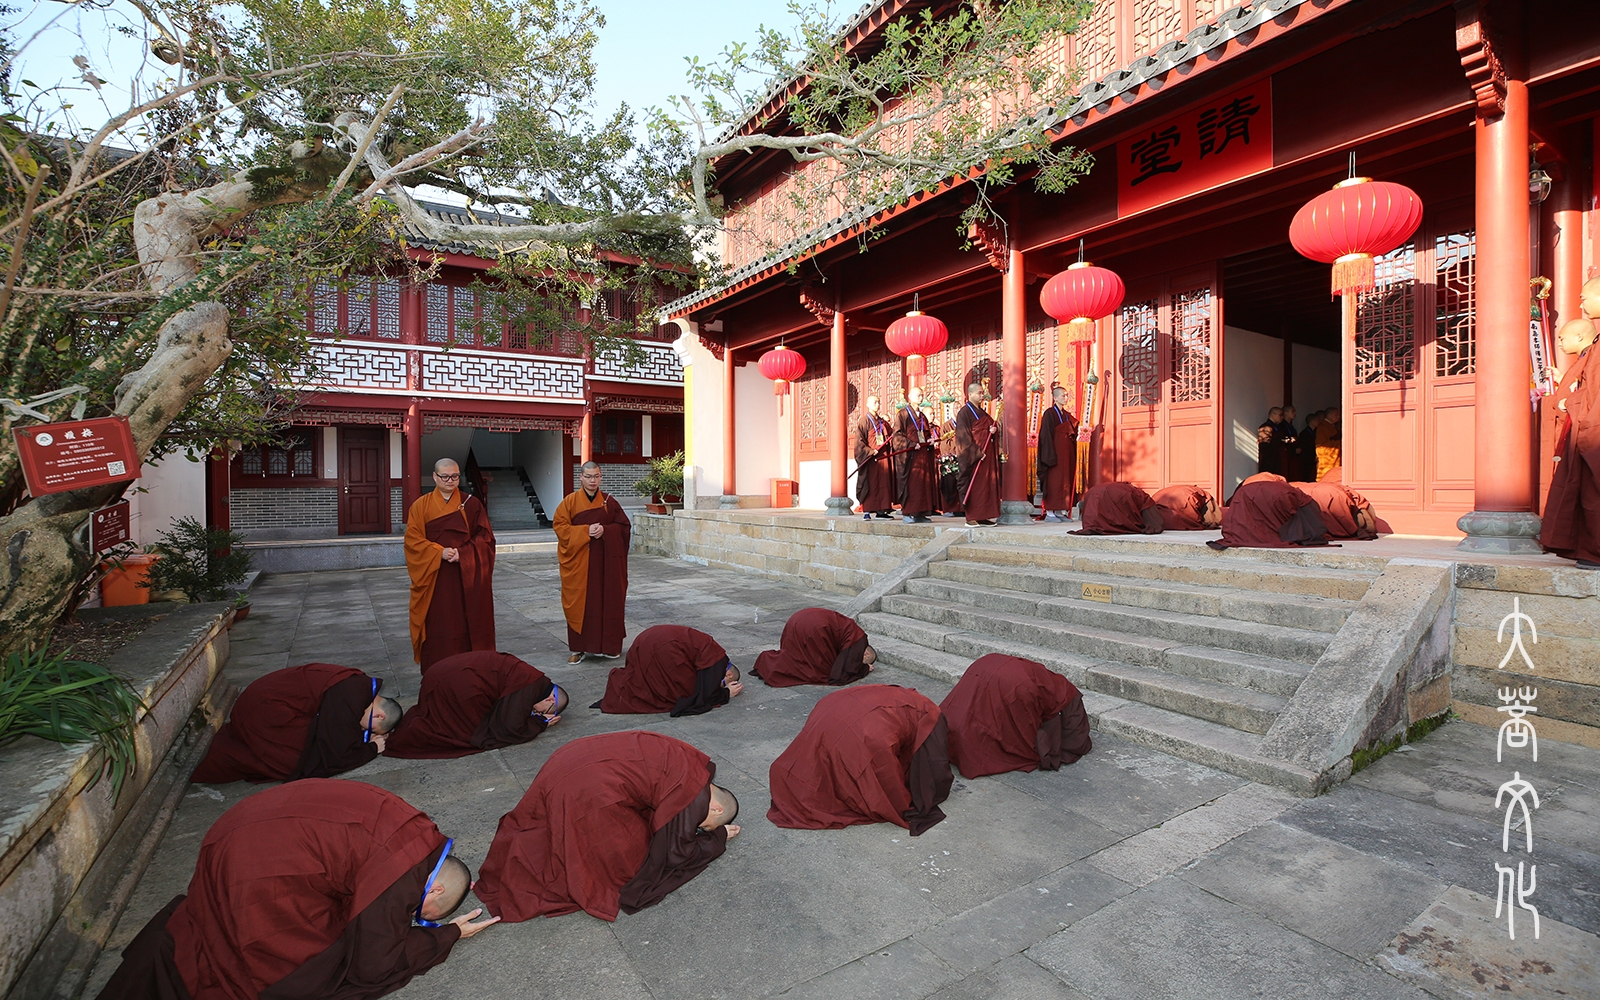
left=885, top=294, right=948, bottom=378
left=1041, top=253, right=1125, bottom=344
left=758, top=344, right=806, bottom=395
left=1289, top=175, right=1422, bottom=297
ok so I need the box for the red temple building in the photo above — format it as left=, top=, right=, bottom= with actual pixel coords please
left=666, top=0, right=1600, bottom=550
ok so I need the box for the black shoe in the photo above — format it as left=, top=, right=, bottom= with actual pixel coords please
left=913, top=516, right=932, bottom=523
left=1578, top=559, right=1600, bottom=569
left=875, top=512, right=893, bottom=519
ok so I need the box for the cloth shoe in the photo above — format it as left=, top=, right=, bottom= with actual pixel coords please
left=568, top=652, right=585, bottom=663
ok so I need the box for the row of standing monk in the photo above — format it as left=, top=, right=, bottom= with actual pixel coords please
left=1255, top=405, right=1343, bottom=483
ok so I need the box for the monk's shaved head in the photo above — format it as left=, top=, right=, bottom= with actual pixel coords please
left=862, top=645, right=877, bottom=667
left=434, top=458, right=459, bottom=474
left=419, top=855, right=472, bottom=921
left=580, top=460, right=601, bottom=473
left=724, top=663, right=741, bottom=684
left=707, top=784, right=739, bottom=828
left=552, top=684, right=569, bottom=715
left=373, top=697, right=404, bottom=734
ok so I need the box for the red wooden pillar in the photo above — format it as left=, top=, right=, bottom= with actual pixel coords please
left=205, top=447, right=230, bottom=532
left=1000, top=243, right=1030, bottom=521
left=580, top=411, right=593, bottom=463
left=402, top=401, right=422, bottom=513
left=1459, top=75, right=1540, bottom=551
left=1549, top=127, right=1587, bottom=333
left=722, top=349, right=737, bottom=502
left=826, top=305, right=851, bottom=512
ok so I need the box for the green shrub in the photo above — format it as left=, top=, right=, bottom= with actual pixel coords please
left=143, top=516, right=252, bottom=602
left=631, top=450, right=686, bottom=498
left=0, top=648, right=144, bottom=798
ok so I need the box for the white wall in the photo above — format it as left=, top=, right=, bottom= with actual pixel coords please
left=129, top=450, right=207, bottom=547
left=734, top=362, right=782, bottom=496
left=420, top=428, right=474, bottom=480
left=1291, top=342, right=1341, bottom=419
left=679, top=326, right=725, bottom=506
left=1222, top=325, right=1284, bottom=495
left=511, top=429, right=565, bottom=511
left=468, top=429, right=513, bottom=467
left=798, top=460, right=832, bottom=510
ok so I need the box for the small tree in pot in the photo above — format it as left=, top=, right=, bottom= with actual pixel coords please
left=141, top=517, right=253, bottom=604
left=632, top=451, right=686, bottom=513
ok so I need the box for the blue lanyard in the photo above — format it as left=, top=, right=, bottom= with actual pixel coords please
left=414, top=838, right=455, bottom=927
left=362, top=677, right=378, bottom=743
left=965, top=402, right=983, bottom=422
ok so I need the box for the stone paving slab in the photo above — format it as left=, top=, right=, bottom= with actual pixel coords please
left=81, top=551, right=1600, bottom=1000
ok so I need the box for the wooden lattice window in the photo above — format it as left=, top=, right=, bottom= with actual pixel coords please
left=796, top=370, right=829, bottom=454
left=1073, top=0, right=1119, bottom=83
left=341, top=278, right=402, bottom=340
left=1355, top=243, right=1418, bottom=384
left=1434, top=231, right=1476, bottom=378
left=1119, top=300, right=1160, bottom=406
left=311, top=280, right=339, bottom=334
left=1133, top=0, right=1187, bottom=57
left=1169, top=286, right=1213, bottom=403
left=237, top=429, right=317, bottom=479
left=425, top=284, right=452, bottom=344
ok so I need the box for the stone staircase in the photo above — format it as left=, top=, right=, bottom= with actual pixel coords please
left=862, top=535, right=1401, bottom=791
left=482, top=467, right=549, bottom=530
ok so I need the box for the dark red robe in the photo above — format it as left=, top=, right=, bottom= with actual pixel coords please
left=896, top=406, right=940, bottom=516
left=1290, top=480, right=1378, bottom=540
left=1542, top=348, right=1600, bottom=564
left=382, top=651, right=552, bottom=759
left=474, top=732, right=726, bottom=923
left=190, top=663, right=378, bottom=784
left=853, top=412, right=896, bottom=513
left=955, top=402, right=1001, bottom=522
left=95, top=781, right=457, bottom=1000
left=940, top=654, right=1092, bottom=778
left=1036, top=404, right=1079, bottom=512
left=1210, top=473, right=1329, bottom=549
left=421, top=496, right=496, bottom=671
left=597, top=624, right=731, bottom=716
left=752, top=607, right=871, bottom=688
left=1073, top=482, right=1164, bottom=535
left=1152, top=484, right=1217, bottom=531
left=568, top=495, right=632, bottom=656
left=769, top=684, right=951, bottom=836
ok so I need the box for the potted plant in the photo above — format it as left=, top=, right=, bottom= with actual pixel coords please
left=632, top=451, right=685, bottom=514
left=141, top=517, right=253, bottom=612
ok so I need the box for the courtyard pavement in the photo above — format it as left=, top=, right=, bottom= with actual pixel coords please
left=85, top=548, right=1599, bottom=1000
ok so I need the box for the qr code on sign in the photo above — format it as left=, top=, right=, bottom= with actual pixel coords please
left=106, top=461, right=126, bottom=477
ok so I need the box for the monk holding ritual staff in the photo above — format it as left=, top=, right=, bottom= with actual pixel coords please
left=1541, top=311, right=1600, bottom=568
left=405, top=458, right=496, bottom=671
left=854, top=394, right=897, bottom=519
left=597, top=624, right=743, bottom=716
left=897, top=386, right=941, bottom=522
left=382, top=651, right=566, bottom=759
left=1035, top=385, right=1079, bottom=522
left=554, top=461, right=632, bottom=662
left=955, top=382, right=1001, bottom=525
left=753, top=607, right=876, bottom=687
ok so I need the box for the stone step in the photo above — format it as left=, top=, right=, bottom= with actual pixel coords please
left=900, top=580, right=1332, bottom=664
left=927, top=558, right=1354, bottom=633
left=966, top=527, right=1392, bottom=575
left=879, top=595, right=1172, bottom=669
left=949, top=543, right=1377, bottom=601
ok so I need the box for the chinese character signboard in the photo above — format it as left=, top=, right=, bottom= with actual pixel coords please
left=1117, top=80, right=1273, bottom=217
left=13, top=416, right=141, bottom=497
left=91, top=500, right=131, bottom=552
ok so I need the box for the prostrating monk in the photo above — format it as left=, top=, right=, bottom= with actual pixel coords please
left=768, top=684, right=952, bottom=836
left=406, top=458, right=496, bottom=671
left=190, top=663, right=399, bottom=784
left=1036, top=386, right=1079, bottom=522
left=1291, top=480, right=1379, bottom=541
left=752, top=607, right=875, bottom=687
left=1152, top=484, right=1222, bottom=531
left=854, top=394, right=897, bottom=520
left=474, top=731, right=739, bottom=922
left=94, top=780, right=495, bottom=1000
left=1208, top=473, right=1328, bottom=550
left=1073, top=482, right=1164, bottom=535
left=1541, top=315, right=1600, bottom=567
left=940, top=654, right=1092, bottom=778
left=956, top=382, right=1001, bottom=525
left=596, top=624, right=743, bottom=716
left=554, top=461, right=632, bottom=663
left=383, top=651, right=566, bottom=759
left=897, top=386, right=940, bottom=523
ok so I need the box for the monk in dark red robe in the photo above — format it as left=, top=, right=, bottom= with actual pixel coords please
left=94, top=780, right=495, bottom=1000
left=1541, top=317, right=1600, bottom=567
left=554, top=461, right=632, bottom=661
left=897, top=388, right=940, bottom=522
left=854, top=395, right=897, bottom=518
left=383, top=651, right=565, bottom=759
left=1291, top=480, right=1379, bottom=540
left=1209, top=473, right=1329, bottom=550
left=474, top=731, right=738, bottom=922
left=768, top=684, right=952, bottom=836
left=955, top=384, right=1001, bottom=524
left=1152, top=484, right=1222, bottom=531
left=1036, top=387, right=1079, bottom=520
left=939, top=414, right=964, bottom=516
left=405, top=458, right=497, bottom=671
left=1073, top=482, right=1164, bottom=535
left=190, top=663, right=399, bottom=784
left=596, top=624, right=742, bottom=716
left=940, top=654, right=1092, bottom=778
left=752, top=607, right=875, bottom=687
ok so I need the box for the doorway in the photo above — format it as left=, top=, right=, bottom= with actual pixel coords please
left=339, top=427, right=388, bottom=534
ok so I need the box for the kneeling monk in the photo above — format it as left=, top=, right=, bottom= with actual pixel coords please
left=383, top=651, right=566, bottom=759
left=190, top=663, right=399, bottom=784
left=1209, top=473, right=1328, bottom=550
left=752, top=607, right=875, bottom=687
left=768, top=684, right=952, bottom=836
left=95, top=780, right=494, bottom=1000
left=1290, top=480, right=1379, bottom=540
left=1152, top=484, right=1222, bottom=531
left=597, top=624, right=742, bottom=716
left=1073, top=482, right=1165, bottom=535
left=940, top=655, right=1092, bottom=778
left=474, top=731, right=738, bottom=922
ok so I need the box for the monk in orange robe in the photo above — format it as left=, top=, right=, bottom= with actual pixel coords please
left=1541, top=316, right=1600, bottom=567
left=554, top=461, right=632, bottom=662
left=405, top=458, right=497, bottom=671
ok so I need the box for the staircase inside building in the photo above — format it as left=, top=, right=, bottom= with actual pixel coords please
left=482, top=467, right=550, bottom=530
left=863, top=534, right=1389, bottom=789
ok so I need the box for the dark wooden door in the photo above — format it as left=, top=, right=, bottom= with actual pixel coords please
left=340, top=428, right=387, bottom=534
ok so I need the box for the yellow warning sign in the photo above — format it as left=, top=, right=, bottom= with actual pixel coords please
left=1081, top=583, right=1112, bottom=603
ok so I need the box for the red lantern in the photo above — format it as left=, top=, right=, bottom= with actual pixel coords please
left=885, top=301, right=949, bottom=379
left=758, top=344, right=806, bottom=395
left=1041, top=260, right=1125, bottom=343
left=1289, top=176, right=1422, bottom=296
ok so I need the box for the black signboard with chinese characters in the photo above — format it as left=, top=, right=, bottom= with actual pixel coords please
left=1118, top=80, right=1273, bottom=217
left=91, top=500, right=131, bottom=552
left=13, top=416, right=141, bottom=497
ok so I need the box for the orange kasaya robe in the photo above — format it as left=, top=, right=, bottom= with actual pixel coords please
left=405, top=488, right=496, bottom=669
left=553, top=489, right=632, bottom=656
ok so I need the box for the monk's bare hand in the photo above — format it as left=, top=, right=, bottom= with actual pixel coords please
left=451, top=909, right=500, bottom=938
left=542, top=714, right=561, bottom=727
left=371, top=733, right=387, bottom=752
left=441, top=546, right=460, bottom=563
left=587, top=523, right=604, bottom=538
left=725, top=824, right=741, bottom=839
left=727, top=680, right=744, bottom=698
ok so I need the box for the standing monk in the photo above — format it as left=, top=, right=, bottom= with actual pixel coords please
left=854, top=395, right=896, bottom=519
left=897, top=387, right=940, bottom=523
left=406, top=458, right=496, bottom=671
left=956, top=382, right=1001, bottom=525
left=1036, top=385, right=1079, bottom=522
left=1315, top=407, right=1343, bottom=481
left=1540, top=315, right=1600, bottom=568
left=554, top=461, right=632, bottom=662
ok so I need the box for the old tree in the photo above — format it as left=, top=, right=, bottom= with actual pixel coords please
left=0, top=0, right=1091, bottom=653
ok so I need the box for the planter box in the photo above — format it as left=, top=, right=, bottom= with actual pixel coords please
left=100, top=555, right=158, bottom=607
